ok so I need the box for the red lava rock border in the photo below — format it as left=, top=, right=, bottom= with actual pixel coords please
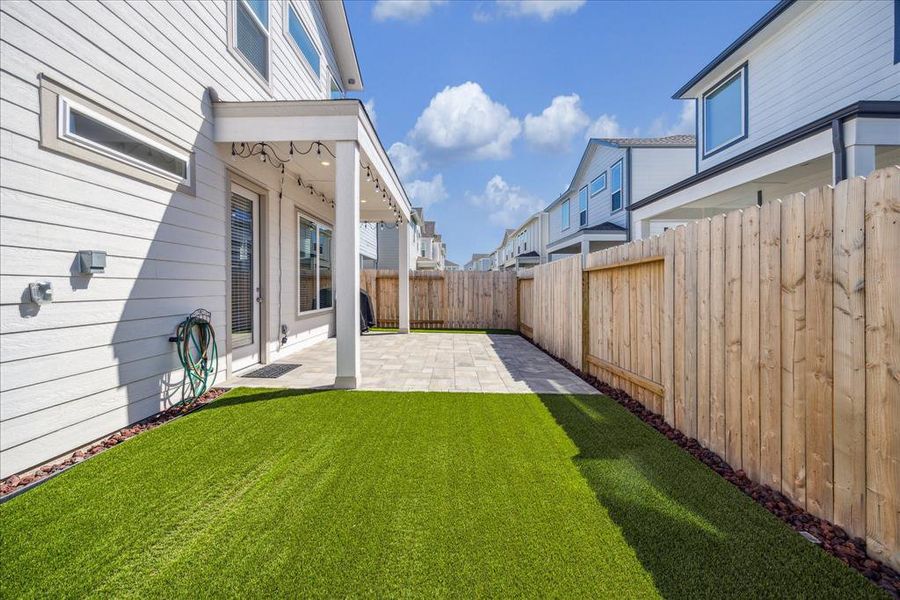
left=526, top=337, right=899, bottom=598
left=0, top=388, right=228, bottom=500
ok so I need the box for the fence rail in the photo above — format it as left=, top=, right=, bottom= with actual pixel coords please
left=360, top=269, right=517, bottom=330
left=522, top=167, right=899, bottom=569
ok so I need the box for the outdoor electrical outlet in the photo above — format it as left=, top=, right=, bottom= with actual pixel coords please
left=28, top=281, right=53, bottom=305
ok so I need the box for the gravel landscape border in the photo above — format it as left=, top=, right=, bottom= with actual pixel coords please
left=525, top=336, right=899, bottom=598
left=0, top=388, right=228, bottom=502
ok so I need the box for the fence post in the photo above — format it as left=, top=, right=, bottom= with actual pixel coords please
left=582, top=269, right=590, bottom=373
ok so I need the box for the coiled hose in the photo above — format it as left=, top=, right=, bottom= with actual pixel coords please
left=173, top=311, right=218, bottom=402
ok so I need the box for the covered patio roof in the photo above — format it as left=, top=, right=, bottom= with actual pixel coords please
left=212, top=99, right=413, bottom=388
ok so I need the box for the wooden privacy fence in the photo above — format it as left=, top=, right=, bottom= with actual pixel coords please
left=524, top=167, right=899, bottom=569
left=360, top=269, right=517, bottom=330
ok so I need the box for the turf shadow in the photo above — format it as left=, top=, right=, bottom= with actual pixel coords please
left=538, top=393, right=882, bottom=600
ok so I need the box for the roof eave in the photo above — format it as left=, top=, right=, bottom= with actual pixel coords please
left=321, top=1, right=364, bottom=92
left=672, top=0, right=796, bottom=99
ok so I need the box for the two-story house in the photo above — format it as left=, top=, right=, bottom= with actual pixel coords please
left=417, top=220, right=447, bottom=270
left=465, top=253, right=493, bottom=272
left=496, top=211, right=550, bottom=271
left=630, top=0, right=900, bottom=237
left=545, top=136, right=696, bottom=259
left=0, top=0, right=412, bottom=477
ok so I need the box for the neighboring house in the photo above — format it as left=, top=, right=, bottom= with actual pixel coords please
left=375, top=207, right=422, bottom=270
left=545, top=136, right=696, bottom=260
left=417, top=220, right=447, bottom=270
left=464, top=253, right=493, bottom=271
left=630, top=0, right=900, bottom=237
left=0, top=0, right=412, bottom=477
left=501, top=211, right=550, bottom=271
left=360, top=222, right=377, bottom=269
left=444, top=260, right=461, bottom=272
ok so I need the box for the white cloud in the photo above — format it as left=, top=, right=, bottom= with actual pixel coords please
left=372, top=0, right=445, bottom=22
left=405, top=174, right=448, bottom=208
left=494, top=0, right=585, bottom=21
left=363, top=99, right=377, bottom=127
left=388, top=142, right=427, bottom=181
left=523, top=94, right=590, bottom=152
left=649, top=100, right=696, bottom=137
left=467, top=175, right=543, bottom=227
left=411, top=82, right=521, bottom=160
left=585, top=114, right=638, bottom=139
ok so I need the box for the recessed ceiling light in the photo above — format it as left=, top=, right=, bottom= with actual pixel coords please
left=320, top=160, right=331, bottom=167
left=361, top=199, right=367, bottom=203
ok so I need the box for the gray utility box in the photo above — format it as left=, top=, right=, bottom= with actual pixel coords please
left=78, top=250, right=107, bottom=275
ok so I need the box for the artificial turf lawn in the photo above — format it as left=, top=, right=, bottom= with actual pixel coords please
left=369, top=327, right=518, bottom=335
left=0, top=389, right=883, bottom=598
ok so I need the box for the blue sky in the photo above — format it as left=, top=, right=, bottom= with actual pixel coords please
left=345, top=0, right=777, bottom=265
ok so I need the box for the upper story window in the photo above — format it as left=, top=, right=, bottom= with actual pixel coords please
left=233, top=0, right=269, bottom=82
left=330, top=78, right=344, bottom=99
left=590, top=172, right=607, bottom=196
left=561, top=199, right=570, bottom=231
left=702, top=64, right=747, bottom=156
left=286, top=4, right=321, bottom=77
left=610, top=160, right=623, bottom=212
left=578, top=186, right=588, bottom=227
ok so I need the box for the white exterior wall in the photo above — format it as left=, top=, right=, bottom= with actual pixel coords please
left=695, top=0, right=900, bottom=170
left=359, top=223, right=377, bottom=261
left=0, top=0, right=347, bottom=477
left=630, top=147, right=696, bottom=201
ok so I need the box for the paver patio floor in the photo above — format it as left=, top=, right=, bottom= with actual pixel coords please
left=227, top=332, right=597, bottom=394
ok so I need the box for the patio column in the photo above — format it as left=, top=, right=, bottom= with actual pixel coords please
left=398, top=217, right=410, bottom=333
left=334, top=140, right=361, bottom=389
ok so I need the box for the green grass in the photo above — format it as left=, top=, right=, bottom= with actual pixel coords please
left=0, top=389, right=881, bottom=598
left=369, top=327, right=518, bottom=335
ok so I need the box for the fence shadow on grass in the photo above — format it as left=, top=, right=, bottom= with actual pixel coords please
left=537, top=393, right=878, bottom=599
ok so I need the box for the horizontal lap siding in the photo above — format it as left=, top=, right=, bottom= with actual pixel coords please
left=698, top=1, right=899, bottom=170
left=0, top=0, right=339, bottom=476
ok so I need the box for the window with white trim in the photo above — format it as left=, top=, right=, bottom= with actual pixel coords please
left=234, top=0, right=269, bottom=81
left=58, top=96, right=189, bottom=184
left=561, top=199, right=570, bottom=231
left=578, top=185, right=588, bottom=227
left=298, top=213, right=332, bottom=313
left=610, top=160, right=623, bottom=212
left=590, top=172, right=607, bottom=196
left=286, top=4, right=320, bottom=77
left=703, top=65, right=747, bottom=156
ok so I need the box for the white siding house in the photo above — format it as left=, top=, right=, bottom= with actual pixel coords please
left=495, top=211, right=549, bottom=271
left=545, top=136, right=695, bottom=259
left=374, top=207, right=421, bottom=270
left=0, top=0, right=412, bottom=477
left=464, top=253, right=492, bottom=271
left=631, top=0, right=900, bottom=236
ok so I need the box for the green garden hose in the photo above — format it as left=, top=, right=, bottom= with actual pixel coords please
left=172, top=310, right=218, bottom=402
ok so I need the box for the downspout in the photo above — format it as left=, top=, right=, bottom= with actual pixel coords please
left=625, top=147, right=633, bottom=242
left=831, top=118, right=846, bottom=184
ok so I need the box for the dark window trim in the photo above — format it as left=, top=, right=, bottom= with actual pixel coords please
left=610, top=159, right=624, bottom=213
left=672, top=0, right=794, bottom=99
left=629, top=100, right=900, bottom=212
left=895, top=0, right=899, bottom=64
left=701, top=62, right=749, bottom=159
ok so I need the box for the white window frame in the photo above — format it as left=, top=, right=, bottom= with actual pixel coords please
left=610, top=160, right=624, bottom=213
left=590, top=172, right=607, bottom=196
left=58, top=96, right=190, bottom=185
left=283, top=2, right=321, bottom=80
left=702, top=63, right=748, bottom=157
left=229, top=0, right=271, bottom=88
left=297, top=210, right=333, bottom=316
left=561, top=199, right=570, bottom=231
